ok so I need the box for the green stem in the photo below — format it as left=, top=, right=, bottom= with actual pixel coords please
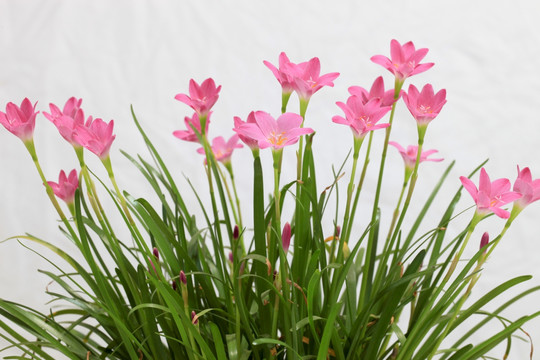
left=340, top=136, right=364, bottom=246
left=102, top=155, right=135, bottom=226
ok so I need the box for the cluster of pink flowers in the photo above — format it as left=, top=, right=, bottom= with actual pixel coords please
left=0, top=97, right=116, bottom=205
left=460, top=167, right=540, bottom=219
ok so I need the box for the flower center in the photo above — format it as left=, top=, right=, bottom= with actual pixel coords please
left=269, top=131, right=288, bottom=146
left=418, top=104, right=433, bottom=114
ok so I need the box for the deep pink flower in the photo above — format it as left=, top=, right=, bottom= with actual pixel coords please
left=389, top=141, right=443, bottom=170
left=480, top=232, right=489, bottom=252
left=0, top=98, right=38, bottom=142
left=282, top=222, right=291, bottom=253
left=233, top=111, right=259, bottom=149
left=234, top=111, right=313, bottom=150
left=460, top=168, right=522, bottom=219
left=289, top=57, right=339, bottom=101
left=263, top=52, right=300, bottom=94
left=73, top=117, right=116, bottom=159
left=513, top=166, right=540, bottom=209
left=402, top=84, right=447, bottom=126
left=47, top=169, right=79, bottom=204
left=175, top=78, right=221, bottom=117
left=173, top=112, right=211, bottom=143
left=43, top=97, right=85, bottom=146
left=371, top=39, right=434, bottom=81
left=348, top=76, right=398, bottom=107
left=332, top=97, right=392, bottom=139
left=197, top=134, right=242, bottom=164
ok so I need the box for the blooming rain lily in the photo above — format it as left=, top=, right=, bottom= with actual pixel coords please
left=332, top=97, right=392, bottom=139
left=460, top=168, right=522, bottom=219
left=511, top=166, right=540, bottom=216
left=348, top=76, right=398, bottom=107
left=263, top=52, right=299, bottom=95
left=47, top=169, right=79, bottom=204
left=173, top=112, right=211, bottom=143
left=43, top=97, right=85, bottom=146
left=0, top=98, right=38, bottom=142
left=234, top=111, right=313, bottom=150
left=233, top=112, right=259, bottom=150
left=371, top=39, right=434, bottom=82
left=197, top=134, right=243, bottom=164
left=289, top=57, right=339, bottom=102
left=174, top=78, right=221, bottom=118
left=389, top=142, right=443, bottom=170
left=402, top=84, right=447, bottom=128
left=73, top=117, right=116, bottom=160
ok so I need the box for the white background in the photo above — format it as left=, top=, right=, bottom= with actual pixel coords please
left=1, top=1, right=540, bottom=358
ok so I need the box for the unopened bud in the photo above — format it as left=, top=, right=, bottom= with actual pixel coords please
left=171, top=280, right=177, bottom=291
left=191, top=311, right=199, bottom=325
left=480, top=232, right=489, bottom=253
left=282, top=222, right=291, bottom=253
left=180, top=270, right=187, bottom=285
left=152, top=247, right=159, bottom=260
left=335, top=226, right=341, bottom=238
left=233, top=225, right=240, bottom=240
left=228, top=252, right=234, bottom=263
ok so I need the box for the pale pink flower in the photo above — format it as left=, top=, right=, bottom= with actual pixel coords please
left=289, top=57, right=339, bottom=101
left=233, top=111, right=259, bottom=149
left=0, top=98, right=38, bottom=142
left=234, top=111, right=313, bottom=150
left=47, top=169, right=79, bottom=204
left=371, top=39, right=434, bottom=81
left=73, top=117, right=116, bottom=159
left=348, top=76, right=398, bottom=107
left=402, top=84, right=447, bottom=126
left=389, top=141, right=443, bottom=170
left=174, top=78, right=221, bottom=117
left=43, top=97, right=85, bottom=146
left=332, top=97, right=391, bottom=139
left=282, top=222, right=291, bottom=253
left=460, top=168, right=522, bottom=219
left=263, top=52, right=300, bottom=94
left=197, top=134, right=242, bottom=164
left=173, top=112, right=211, bottom=143
left=513, top=166, right=540, bottom=210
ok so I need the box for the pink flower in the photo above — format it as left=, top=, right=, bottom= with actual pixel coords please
left=332, top=97, right=392, bottom=139
left=234, top=111, right=313, bottom=150
left=73, top=117, right=116, bottom=159
left=282, top=222, right=291, bottom=253
left=402, top=84, right=447, bottom=126
left=348, top=76, right=398, bottom=107
left=0, top=98, right=38, bottom=142
left=289, top=57, right=339, bottom=101
left=47, top=169, right=79, bottom=204
left=389, top=141, right=443, bottom=170
left=174, top=78, right=221, bottom=117
left=173, top=112, right=211, bottom=143
left=371, top=39, right=434, bottom=81
left=197, top=134, right=243, bottom=164
left=480, top=232, right=489, bottom=252
left=43, top=97, right=85, bottom=146
left=233, top=111, right=259, bottom=150
left=263, top=52, right=300, bottom=94
left=513, top=166, right=540, bottom=209
left=460, top=168, right=522, bottom=219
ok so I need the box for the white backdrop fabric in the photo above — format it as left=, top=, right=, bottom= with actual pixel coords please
left=1, top=0, right=540, bottom=358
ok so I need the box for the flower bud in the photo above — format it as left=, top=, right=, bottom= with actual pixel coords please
left=171, top=280, right=177, bottom=291
left=233, top=225, right=240, bottom=240
left=152, top=247, right=159, bottom=260
left=282, top=222, right=291, bottom=253
left=191, top=311, right=199, bottom=325
left=180, top=270, right=187, bottom=285
left=480, top=232, right=489, bottom=253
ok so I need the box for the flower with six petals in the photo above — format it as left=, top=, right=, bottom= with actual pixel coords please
left=197, top=134, right=243, bottom=164
left=460, top=168, right=522, bottom=219
left=73, top=117, right=116, bottom=159
left=233, top=112, right=259, bottom=150
left=332, top=97, right=392, bottom=139
left=289, top=57, right=339, bottom=101
left=175, top=78, right=221, bottom=117
left=402, top=84, right=447, bottom=127
left=389, top=141, right=443, bottom=170
left=512, top=166, right=540, bottom=210
left=43, top=97, right=85, bottom=146
left=47, top=169, right=79, bottom=204
left=371, top=39, right=434, bottom=82
left=0, top=98, right=38, bottom=142
left=173, top=112, right=211, bottom=143
left=348, top=76, right=398, bottom=107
